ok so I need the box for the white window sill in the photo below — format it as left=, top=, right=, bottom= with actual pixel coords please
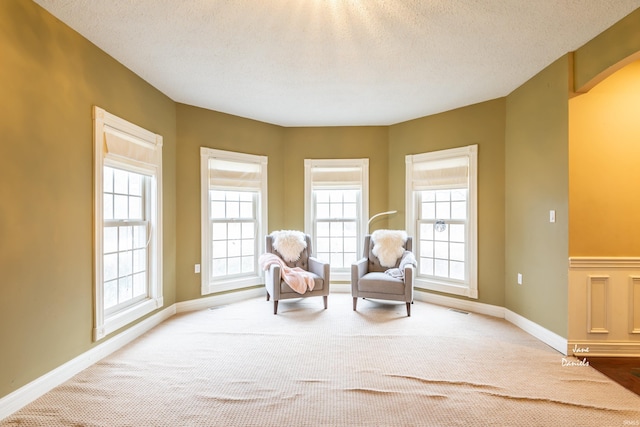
left=331, top=271, right=351, bottom=282
left=415, top=277, right=477, bottom=299
left=94, top=297, right=163, bottom=341
left=203, top=275, right=262, bottom=295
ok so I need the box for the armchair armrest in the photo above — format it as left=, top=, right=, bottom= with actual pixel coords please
left=403, top=264, right=414, bottom=285
left=352, top=257, right=368, bottom=279
left=308, top=256, right=329, bottom=281
left=265, top=264, right=281, bottom=299
left=351, top=257, right=368, bottom=297
left=403, top=264, right=415, bottom=301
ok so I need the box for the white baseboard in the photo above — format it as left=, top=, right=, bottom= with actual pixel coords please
left=175, top=287, right=265, bottom=313
left=414, top=288, right=505, bottom=318
left=414, top=289, right=568, bottom=355
left=568, top=341, right=640, bottom=357
left=0, top=304, right=176, bottom=421
left=330, top=283, right=351, bottom=293
left=504, top=309, right=568, bottom=355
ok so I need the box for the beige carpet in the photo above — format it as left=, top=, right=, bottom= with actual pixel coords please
left=3, top=294, right=640, bottom=426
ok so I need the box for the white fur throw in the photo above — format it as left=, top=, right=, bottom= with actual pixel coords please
left=371, top=229, right=408, bottom=268
left=271, top=230, right=307, bottom=263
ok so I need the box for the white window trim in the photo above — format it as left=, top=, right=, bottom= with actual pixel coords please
left=200, top=147, right=268, bottom=295
left=304, top=158, right=369, bottom=281
left=405, top=145, right=478, bottom=299
left=93, top=106, right=163, bottom=341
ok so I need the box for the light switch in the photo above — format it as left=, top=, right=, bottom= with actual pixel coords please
left=549, top=210, right=556, bottom=223
left=195, top=264, right=201, bottom=274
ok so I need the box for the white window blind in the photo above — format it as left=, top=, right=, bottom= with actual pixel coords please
left=410, top=157, right=469, bottom=190
left=308, top=166, right=364, bottom=188
left=208, top=158, right=263, bottom=190
left=103, top=126, right=160, bottom=169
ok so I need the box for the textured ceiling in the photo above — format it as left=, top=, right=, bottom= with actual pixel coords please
left=33, top=0, right=640, bottom=127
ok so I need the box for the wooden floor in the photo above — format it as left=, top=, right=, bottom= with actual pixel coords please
left=589, top=357, right=640, bottom=396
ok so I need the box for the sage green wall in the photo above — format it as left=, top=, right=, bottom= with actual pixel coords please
left=175, top=120, right=388, bottom=299
left=176, top=104, right=284, bottom=302
left=388, top=99, right=506, bottom=307
left=504, top=56, right=570, bottom=337
left=0, top=1, right=177, bottom=399
left=281, top=127, right=389, bottom=232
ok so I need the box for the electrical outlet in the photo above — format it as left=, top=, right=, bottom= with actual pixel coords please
left=195, top=264, right=201, bottom=274
left=517, top=273, right=523, bottom=285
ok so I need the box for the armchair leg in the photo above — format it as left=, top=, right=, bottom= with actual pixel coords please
left=273, top=300, right=278, bottom=315
left=353, top=297, right=357, bottom=311
left=266, top=292, right=270, bottom=301
left=323, top=295, right=328, bottom=309
left=406, top=302, right=411, bottom=317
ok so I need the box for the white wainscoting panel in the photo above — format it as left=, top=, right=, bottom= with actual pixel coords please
left=587, top=275, right=609, bottom=333
left=569, top=257, right=640, bottom=356
left=630, top=276, right=640, bottom=334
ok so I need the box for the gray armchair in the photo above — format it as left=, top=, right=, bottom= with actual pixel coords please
left=351, top=234, right=414, bottom=316
left=264, top=233, right=330, bottom=314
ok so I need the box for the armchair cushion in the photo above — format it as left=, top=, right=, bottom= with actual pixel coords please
left=279, top=271, right=325, bottom=294
left=358, top=272, right=405, bottom=294
left=261, top=253, right=316, bottom=294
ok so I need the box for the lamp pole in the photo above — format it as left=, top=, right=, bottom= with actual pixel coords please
left=367, top=210, right=398, bottom=233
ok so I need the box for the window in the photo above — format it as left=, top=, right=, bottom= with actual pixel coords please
left=405, top=145, right=477, bottom=298
left=103, top=168, right=150, bottom=314
left=93, top=106, right=163, bottom=341
left=201, top=148, right=267, bottom=294
left=304, top=159, right=368, bottom=281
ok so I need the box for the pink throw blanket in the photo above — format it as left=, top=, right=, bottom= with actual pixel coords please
left=259, top=253, right=316, bottom=294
